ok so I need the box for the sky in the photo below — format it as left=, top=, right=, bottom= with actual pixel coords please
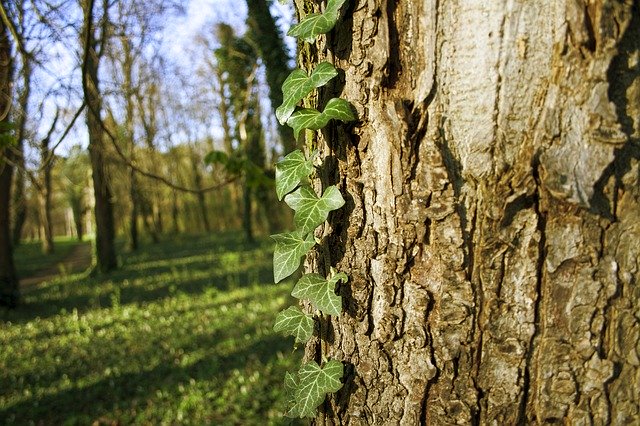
left=36, top=0, right=296, bottom=157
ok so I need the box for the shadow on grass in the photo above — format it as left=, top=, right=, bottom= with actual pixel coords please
left=0, top=333, right=294, bottom=424
left=2, top=233, right=276, bottom=324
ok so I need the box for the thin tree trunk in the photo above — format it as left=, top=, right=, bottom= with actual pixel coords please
left=37, top=167, right=53, bottom=254
left=0, top=13, right=18, bottom=307
left=191, top=150, right=210, bottom=233
left=122, top=34, right=138, bottom=251
left=171, top=189, right=180, bottom=234
left=10, top=142, right=26, bottom=245
left=82, top=0, right=117, bottom=273
left=71, top=201, right=84, bottom=241
left=37, top=110, right=59, bottom=254
left=297, top=0, right=640, bottom=424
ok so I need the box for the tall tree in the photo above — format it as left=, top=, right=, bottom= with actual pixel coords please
left=81, top=0, right=116, bottom=273
left=245, top=0, right=295, bottom=152
left=0, top=6, right=18, bottom=307
left=293, top=0, right=640, bottom=423
left=214, top=23, right=262, bottom=242
left=36, top=109, right=63, bottom=254
left=3, top=0, right=32, bottom=246
left=61, top=146, right=90, bottom=241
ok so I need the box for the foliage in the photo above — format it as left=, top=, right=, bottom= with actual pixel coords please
left=273, top=306, right=314, bottom=344
left=285, top=360, right=343, bottom=418
left=287, top=98, right=356, bottom=139
left=0, top=121, right=16, bottom=148
left=291, top=272, right=347, bottom=317
left=205, top=150, right=271, bottom=188
left=0, top=233, right=302, bottom=425
left=270, top=0, right=354, bottom=418
left=284, top=185, right=345, bottom=234
left=274, top=149, right=314, bottom=201
left=275, top=62, right=338, bottom=125
left=272, top=229, right=316, bottom=283
left=287, top=0, right=349, bottom=43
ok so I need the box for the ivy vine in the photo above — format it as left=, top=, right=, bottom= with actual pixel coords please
left=271, top=0, right=354, bottom=418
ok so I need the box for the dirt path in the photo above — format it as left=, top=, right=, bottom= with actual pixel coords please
left=20, top=243, right=93, bottom=291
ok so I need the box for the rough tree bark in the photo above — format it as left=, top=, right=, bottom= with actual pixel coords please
left=0, top=11, right=18, bottom=307
left=81, top=0, right=117, bottom=273
left=300, top=0, right=640, bottom=424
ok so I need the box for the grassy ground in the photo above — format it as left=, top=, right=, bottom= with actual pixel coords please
left=0, top=232, right=302, bottom=425
left=14, top=237, right=91, bottom=278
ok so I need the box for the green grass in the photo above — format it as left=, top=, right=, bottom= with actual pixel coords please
left=0, top=232, right=303, bottom=425
left=14, top=237, right=90, bottom=278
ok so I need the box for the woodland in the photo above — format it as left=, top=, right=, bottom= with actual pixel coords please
left=1, top=0, right=640, bottom=424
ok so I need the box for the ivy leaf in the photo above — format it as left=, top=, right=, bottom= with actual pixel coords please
left=292, top=272, right=347, bottom=316
left=287, top=98, right=356, bottom=139
left=275, top=149, right=314, bottom=200
left=291, top=360, right=344, bottom=418
left=272, top=230, right=316, bottom=283
left=287, top=0, right=349, bottom=43
left=284, top=185, right=345, bottom=234
left=273, top=306, right=314, bottom=344
left=276, top=62, right=338, bottom=125
left=284, top=371, right=303, bottom=418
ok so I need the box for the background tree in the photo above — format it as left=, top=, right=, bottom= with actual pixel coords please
left=245, top=0, right=294, bottom=152
left=60, top=145, right=90, bottom=240
left=81, top=0, right=117, bottom=273
left=2, top=0, right=33, bottom=246
left=295, top=0, right=640, bottom=423
left=0, top=6, right=17, bottom=307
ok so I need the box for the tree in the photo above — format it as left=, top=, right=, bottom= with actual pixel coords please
left=245, top=0, right=295, bottom=152
left=292, top=0, right=640, bottom=423
left=3, top=0, right=33, bottom=246
left=0, top=5, right=18, bottom=307
left=81, top=0, right=117, bottom=273
left=35, top=108, right=60, bottom=254
left=60, top=145, right=90, bottom=241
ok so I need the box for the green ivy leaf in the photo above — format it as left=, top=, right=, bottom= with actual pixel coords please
left=287, top=0, right=349, bottom=43
left=284, top=185, right=345, bottom=234
left=287, top=98, right=356, bottom=139
left=273, top=306, right=314, bottom=344
left=292, top=272, right=347, bottom=316
left=284, top=371, right=303, bottom=418
left=276, top=62, right=338, bottom=125
left=272, top=229, right=316, bottom=283
left=275, top=149, right=314, bottom=200
left=290, top=360, right=344, bottom=418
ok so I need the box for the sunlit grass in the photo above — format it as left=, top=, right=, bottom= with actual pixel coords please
left=0, top=232, right=302, bottom=425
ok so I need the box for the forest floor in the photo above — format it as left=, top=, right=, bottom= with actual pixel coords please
left=19, top=241, right=93, bottom=290
left=1, top=232, right=302, bottom=425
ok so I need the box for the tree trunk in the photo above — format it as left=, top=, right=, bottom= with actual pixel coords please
left=37, top=167, right=54, bottom=254
left=8, top=3, right=32, bottom=247
left=171, top=189, right=180, bottom=234
left=191, top=150, right=210, bottom=233
left=122, top=34, right=139, bottom=252
left=0, top=14, right=18, bottom=307
left=71, top=200, right=84, bottom=241
left=300, top=0, right=640, bottom=424
left=10, top=142, right=26, bottom=246
left=82, top=0, right=117, bottom=273
left=245, top=0, right=295, bottom=152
